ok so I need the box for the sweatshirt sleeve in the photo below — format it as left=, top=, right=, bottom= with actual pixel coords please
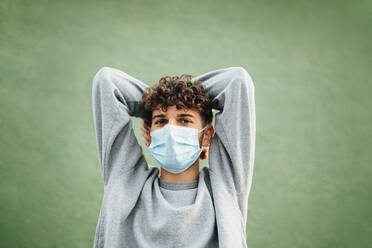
left=191, top=66, right=256, bottom=216
left=92, top=66, right=150, bottom=186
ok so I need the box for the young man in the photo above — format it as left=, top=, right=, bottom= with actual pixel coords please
left=138, top=73, right=215, bottom=184
left=91, top=66, right=256, bottom=248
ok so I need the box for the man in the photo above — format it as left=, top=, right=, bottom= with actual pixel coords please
left=139, top=73, right=215, bottom=183
left=91, top=66, right=256, bottom=248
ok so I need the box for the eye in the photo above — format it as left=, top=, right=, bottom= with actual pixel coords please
left=180, top=118, right=191, bottom=124
left=155, top=119, right=166, bottom=125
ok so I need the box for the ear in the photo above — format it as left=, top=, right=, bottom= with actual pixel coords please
left=201, top=124, right=214, bottom=147
left=200, top=147, right=209, bottom=160
left=200, top=124, right=214, bottom=160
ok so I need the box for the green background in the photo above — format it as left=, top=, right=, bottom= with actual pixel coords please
left=1, top=0, right=371, bottom=247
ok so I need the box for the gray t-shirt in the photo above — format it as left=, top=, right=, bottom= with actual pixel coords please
left=91, top=66, right=256, bottom=248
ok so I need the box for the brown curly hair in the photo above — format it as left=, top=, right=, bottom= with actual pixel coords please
left=140, top=74, right=213, bottom=127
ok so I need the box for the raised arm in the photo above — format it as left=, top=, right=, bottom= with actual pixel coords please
left=92, top=66, right=149, bottom=186
left=192, top=66, right=256, bottom=218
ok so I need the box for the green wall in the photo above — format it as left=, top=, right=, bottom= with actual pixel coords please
left=1, top=0, right=371, bottom=247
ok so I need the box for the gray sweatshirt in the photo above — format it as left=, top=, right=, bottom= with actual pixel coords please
left=91, top=65, right=256, bottom=248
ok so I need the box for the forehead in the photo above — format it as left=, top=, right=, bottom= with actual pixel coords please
left=152, top=105, right=200, bottom=118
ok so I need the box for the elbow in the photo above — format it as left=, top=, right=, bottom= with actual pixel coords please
left=93, top=67, right=111, bottom=84
left=92, top=66, right=114, bottom=92
left=229, top=66, right=255, bottom=90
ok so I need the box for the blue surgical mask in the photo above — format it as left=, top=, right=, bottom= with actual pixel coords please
left=148, top=124, right=208, bottom=174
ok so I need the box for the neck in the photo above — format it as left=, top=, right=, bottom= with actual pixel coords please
left=160, top=159, right=200, bottom=182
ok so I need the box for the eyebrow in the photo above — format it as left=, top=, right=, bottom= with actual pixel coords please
left=152, top=113, right=195, bottom=120
left=152, top=114, right=166, bottom=120
left=178, top=113, right=195, bottom=118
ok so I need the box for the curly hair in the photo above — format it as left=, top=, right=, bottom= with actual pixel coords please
left=140, top=74, right=213, bottom=127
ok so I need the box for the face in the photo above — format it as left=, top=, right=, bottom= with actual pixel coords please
left=151, top=105, right=214, bottom=148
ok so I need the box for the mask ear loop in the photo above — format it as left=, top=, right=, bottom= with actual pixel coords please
left=199, top=125, right=208, bottom=148
left=198, top=125, right=208, bottom=159
left=199, top=125, right=208, bottom=133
